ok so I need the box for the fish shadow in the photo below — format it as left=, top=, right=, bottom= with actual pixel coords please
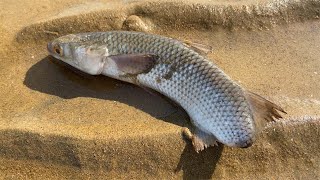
left=24, top=56, right=223, bottom=178
left=176, top=143, right=224, bottom=180
left=24, top=56, right=189, bottom=126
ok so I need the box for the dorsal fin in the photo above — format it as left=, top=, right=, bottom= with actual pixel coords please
left=183, top=40, right=213, bottom=56
left=245, top=91, right=287, bottom=131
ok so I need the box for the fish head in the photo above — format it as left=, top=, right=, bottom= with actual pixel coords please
left=47, top=34, right=107, bottom=75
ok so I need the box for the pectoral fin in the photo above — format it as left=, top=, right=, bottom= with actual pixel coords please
left=108, top=54, right=157, bottom=75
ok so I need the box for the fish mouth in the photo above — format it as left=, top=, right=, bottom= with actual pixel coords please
left=47, top=42, right=53, bottom=55
left=47, top=42, right=60, bottom=60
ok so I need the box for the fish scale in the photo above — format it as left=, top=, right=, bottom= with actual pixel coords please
left=141, top=52, right=251, bottom=141
left=48, top=31, right=286, bottom=151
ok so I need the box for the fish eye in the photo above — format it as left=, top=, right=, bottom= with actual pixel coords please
left=53, top=44, right=63, bottom=56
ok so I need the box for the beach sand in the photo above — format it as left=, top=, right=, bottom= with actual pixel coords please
left=0, top=0, right=319, bottom=179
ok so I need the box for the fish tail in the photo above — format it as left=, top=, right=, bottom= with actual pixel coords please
left=245, top=91, right=287, bottom=131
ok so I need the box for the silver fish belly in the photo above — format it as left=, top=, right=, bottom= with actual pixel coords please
left=47, top=31, right=286, bottom=152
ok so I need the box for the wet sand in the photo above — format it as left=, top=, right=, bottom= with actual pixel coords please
left=0, top=0, right=320, bottom=179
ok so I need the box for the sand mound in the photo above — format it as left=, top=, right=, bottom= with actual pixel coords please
left=17, top=0, right=320, bottom=42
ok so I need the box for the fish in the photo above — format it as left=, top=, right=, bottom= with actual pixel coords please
left=47, top=31, right=286, bottom=152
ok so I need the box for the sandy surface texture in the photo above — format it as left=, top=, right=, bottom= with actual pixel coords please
left=0, top=0, right=320, bottom=179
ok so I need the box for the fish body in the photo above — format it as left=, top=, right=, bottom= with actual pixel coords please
left=48, top=31, right=285, bottom=151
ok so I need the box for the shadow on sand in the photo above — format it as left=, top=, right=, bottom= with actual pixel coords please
left=24, top=56, right=185, bottom=124
left=176, top=143, right=224, bottom=180
left=23, top=56, right=223, bottom=178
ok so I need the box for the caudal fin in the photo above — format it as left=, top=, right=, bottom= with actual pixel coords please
left=246, top=91, right=287, bottom=131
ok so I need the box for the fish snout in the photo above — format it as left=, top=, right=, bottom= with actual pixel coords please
left=47, top=41, right=63, bottom=59
left=47, top=42, right=52, bottom=53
